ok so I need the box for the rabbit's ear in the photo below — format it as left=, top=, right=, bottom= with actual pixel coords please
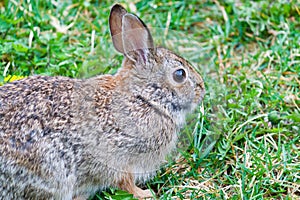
left=122, top=13, right=154, bottom=64
left=109, top=4, right=128, bottom=54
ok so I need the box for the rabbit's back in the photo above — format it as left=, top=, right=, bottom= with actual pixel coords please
left=0, top=76, right=83, bottom=199
left=0, top=76, right=77, bottom=135
left=0, top=75, right=121, bottom=199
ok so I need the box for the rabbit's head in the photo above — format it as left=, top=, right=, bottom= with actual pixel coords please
left=109, top=4, right=205, bottom=126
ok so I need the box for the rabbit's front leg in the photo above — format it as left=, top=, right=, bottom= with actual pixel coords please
left=117, top=173, right=154, bottom=199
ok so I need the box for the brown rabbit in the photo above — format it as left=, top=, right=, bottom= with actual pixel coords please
left=0, top=4, right=205, bottom=200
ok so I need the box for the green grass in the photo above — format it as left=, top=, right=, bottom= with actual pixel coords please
left=1, top=0, right=299, bottom=199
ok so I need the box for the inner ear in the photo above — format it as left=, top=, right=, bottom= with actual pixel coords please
left=122, top=13, right=154, bottom=63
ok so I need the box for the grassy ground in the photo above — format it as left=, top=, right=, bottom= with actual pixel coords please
left=1, top=0, right=299, bottom=199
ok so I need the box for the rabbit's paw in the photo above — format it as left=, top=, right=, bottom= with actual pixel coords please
left=133, top=188, right=154, bottom=199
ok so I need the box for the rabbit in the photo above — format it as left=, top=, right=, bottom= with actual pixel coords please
left=0, top=4, right=205, bottom=200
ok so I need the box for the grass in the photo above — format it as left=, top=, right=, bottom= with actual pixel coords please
left=1, top=0, right=299, bottom=199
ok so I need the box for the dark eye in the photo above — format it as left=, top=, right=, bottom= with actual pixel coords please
left=173, top=68, right=187, bottom=83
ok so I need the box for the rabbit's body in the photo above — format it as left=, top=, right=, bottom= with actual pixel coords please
left=0, top=4, right=205, bottom=200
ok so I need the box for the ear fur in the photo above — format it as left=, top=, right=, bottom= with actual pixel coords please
left=109, top=4, right=155, bottom=64
left=109, top=4, right=128, bottom=53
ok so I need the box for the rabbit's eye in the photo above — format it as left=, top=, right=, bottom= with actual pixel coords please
left=173, top=68, right=187, bottom=83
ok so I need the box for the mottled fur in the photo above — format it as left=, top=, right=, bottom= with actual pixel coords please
left=0, top=4, right=205, bottom=200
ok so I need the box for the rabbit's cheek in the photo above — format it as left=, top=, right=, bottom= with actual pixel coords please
left=193, top=84, right=205, bottom=104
